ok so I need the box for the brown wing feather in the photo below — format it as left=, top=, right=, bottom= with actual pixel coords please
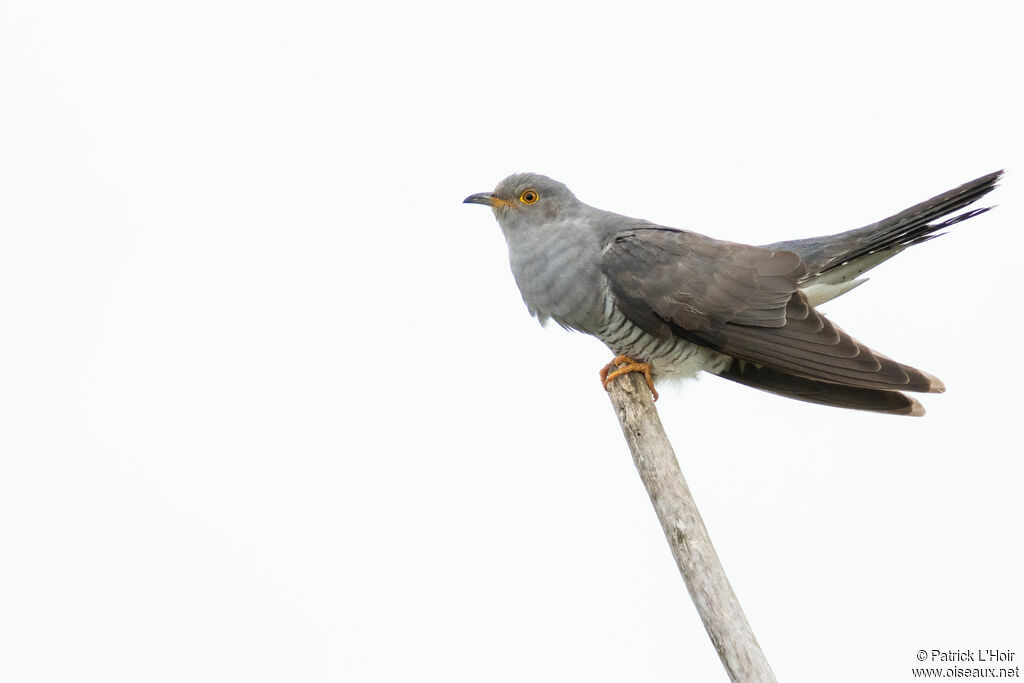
left=601, top=228, right=941, bottom=393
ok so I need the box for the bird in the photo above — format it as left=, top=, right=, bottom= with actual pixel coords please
left=464, top=170, right=1001, bottom=416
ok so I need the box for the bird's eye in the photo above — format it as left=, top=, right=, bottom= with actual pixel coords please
left=519, top=189, right=539, bottom=204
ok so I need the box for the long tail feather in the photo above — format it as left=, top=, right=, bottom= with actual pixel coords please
left=766, top=171, right=1002, bottom=279
left=716, top=360, right=926, bottom=416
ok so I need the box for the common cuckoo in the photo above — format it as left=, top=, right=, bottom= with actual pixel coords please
left=464, top=171, right=1001, bottom=415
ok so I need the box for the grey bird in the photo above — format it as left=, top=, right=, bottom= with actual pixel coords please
left=464, top=171, right=1001, bottom=416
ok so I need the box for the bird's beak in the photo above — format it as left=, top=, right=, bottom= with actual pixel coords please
left=463, top=192, right=512, bottom=208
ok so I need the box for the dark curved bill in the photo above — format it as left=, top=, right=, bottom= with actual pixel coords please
left=463, top=192, right=498, bottom=206
left=464, top=192, right=514, bottom=208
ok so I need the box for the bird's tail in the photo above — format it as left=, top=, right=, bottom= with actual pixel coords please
left=716, top=361, right=925, bottom=416
left=767, top=171, right=1002, bottom=305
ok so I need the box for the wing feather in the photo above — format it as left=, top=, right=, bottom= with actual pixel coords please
left=601, top=228, right=941, bottom=393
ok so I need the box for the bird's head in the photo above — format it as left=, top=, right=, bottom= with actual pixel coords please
left=464, top=173, right=580, bottom=230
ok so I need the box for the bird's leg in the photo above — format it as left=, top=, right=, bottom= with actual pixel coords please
left=600, top=355, right=659, bottom=401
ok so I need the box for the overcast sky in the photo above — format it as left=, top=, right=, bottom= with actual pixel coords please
left=1, top=1, right=1022, bottom=681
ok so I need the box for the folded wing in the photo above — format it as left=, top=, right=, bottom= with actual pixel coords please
left=601, top=228, right=942, bottom=394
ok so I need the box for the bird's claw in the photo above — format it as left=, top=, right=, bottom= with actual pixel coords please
left=600, top=355, right=659, bottom=401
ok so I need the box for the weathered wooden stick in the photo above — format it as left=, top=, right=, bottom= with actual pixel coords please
left=605, top=369, right=777, bottom=683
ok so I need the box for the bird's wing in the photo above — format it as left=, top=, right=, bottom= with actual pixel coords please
left=600, top=228, right=941, bottom=393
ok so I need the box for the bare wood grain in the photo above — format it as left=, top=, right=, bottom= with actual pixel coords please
left=605, top=369, right=777, bottom=683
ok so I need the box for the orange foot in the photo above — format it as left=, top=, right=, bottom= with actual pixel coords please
left=599, top=355, right=659, bottom=401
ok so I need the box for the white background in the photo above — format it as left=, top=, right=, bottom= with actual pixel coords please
left=1, top=1, right=1022, bottom=681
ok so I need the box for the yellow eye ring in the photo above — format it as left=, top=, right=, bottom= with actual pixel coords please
left=519, top=189, right=539, bottom=204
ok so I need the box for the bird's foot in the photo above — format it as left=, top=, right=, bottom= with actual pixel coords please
left=599, top=355, right=659, bottom=401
